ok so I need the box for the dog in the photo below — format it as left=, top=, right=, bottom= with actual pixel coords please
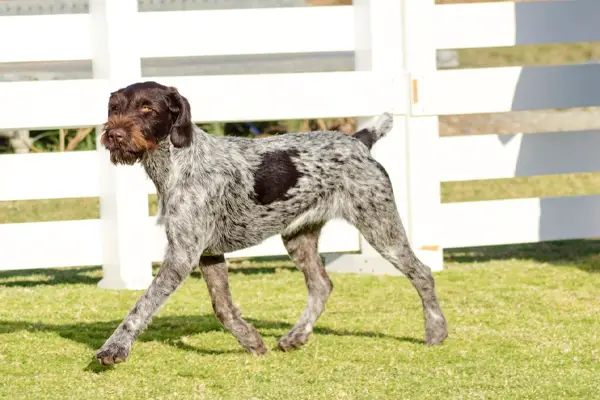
left=96, top=81, right=448, bottom=365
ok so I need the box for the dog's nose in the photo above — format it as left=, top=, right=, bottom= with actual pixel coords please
left=107, top=128, right=127, bottom=141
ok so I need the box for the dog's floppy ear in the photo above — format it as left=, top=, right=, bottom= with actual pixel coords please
left=166, top=87, right=193, bottom=148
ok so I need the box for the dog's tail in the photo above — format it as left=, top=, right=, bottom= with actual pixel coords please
left=352, top=112, right=393, bottom=150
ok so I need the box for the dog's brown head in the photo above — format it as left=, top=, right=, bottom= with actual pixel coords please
left=101, top=81, right=193, bottom=165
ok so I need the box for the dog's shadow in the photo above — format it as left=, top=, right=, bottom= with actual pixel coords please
left=0, top=314, right=423, bottom=372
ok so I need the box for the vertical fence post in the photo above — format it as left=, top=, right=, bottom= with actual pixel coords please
left=325, top=0, right=410, bottom=275
left=402, top=0, right=443, bottom=271
left=91, top=0, right=154, bottom=289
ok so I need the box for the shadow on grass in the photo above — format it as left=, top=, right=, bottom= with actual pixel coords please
left=445, top=239, right=600, bottom=273
left=0, top=314, right=423, bottom=372
left=0, top=266, right=102, bottom=287
left=0, top=259, right=297, bottom=288
left=3, top=240, right=599, bottom=289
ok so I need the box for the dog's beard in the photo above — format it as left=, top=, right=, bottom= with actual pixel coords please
left=101, top=125, right=154, bottom=166
left=108, top=148, right=143, bottom=165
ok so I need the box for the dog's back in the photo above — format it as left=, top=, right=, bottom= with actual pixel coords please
left=191, top=114, right=395, bottom=255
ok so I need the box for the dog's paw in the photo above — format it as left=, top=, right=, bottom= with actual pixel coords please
left=425, top=315, right=448, bottom=346
left=277, top=330, right=309, bottom=352
left=246, top=341, right=268, bottom=356
left=95, top=341, right=131, bottom=366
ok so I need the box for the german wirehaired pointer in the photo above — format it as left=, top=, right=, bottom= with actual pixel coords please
left=96, top=81, right=448, bottom=365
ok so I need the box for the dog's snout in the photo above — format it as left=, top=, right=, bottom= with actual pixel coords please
left=107, top=128, right=127, bottom=141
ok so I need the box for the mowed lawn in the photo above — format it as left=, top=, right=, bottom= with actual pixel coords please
left=1, top=248, right=599, bottom=399
left=1, top=173, right=600, bottom=399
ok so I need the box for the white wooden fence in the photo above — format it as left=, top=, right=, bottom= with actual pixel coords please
left=1, top=0, right=599, bottom=289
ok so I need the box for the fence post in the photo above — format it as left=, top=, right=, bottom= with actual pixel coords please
left=402, top=0, right=443, bottom=271
left=325, top=0, right=410, bottom=275
left=91, top=0, right=154, bottom=289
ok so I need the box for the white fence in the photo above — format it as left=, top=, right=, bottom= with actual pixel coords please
left=1, top=0, right=600, bottom=289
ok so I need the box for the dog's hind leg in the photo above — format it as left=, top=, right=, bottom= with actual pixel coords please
left=200, top=254, right=267, bottom=355
left=278, top=224, right=333, bottom=351
left=345, top=190, right=448, bottom=346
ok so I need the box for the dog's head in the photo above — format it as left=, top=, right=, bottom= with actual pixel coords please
left=100, top=81, right=193, bottom=165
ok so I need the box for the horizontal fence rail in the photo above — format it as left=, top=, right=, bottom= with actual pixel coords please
left=413, top=64, right=600, bottom=116
left=140, top=8, right=354, bottom=58
left=0, top=0, right=309, bottom=15
left=0, top=79, right=108, bottom=130
left=0, top=151, right=100, bottom=201
left=0, top=7, right=354, bottom=63
left=0, top=71, right=401, bottom=130
left=0, top=15, right=91, bottom=63
left=0, top=218, right=359, bottom=270
left=441, top=195, right=600, bottom=249
left=435, top=0, right=600, bottom=50
left=439, top=131, right=600, bottom=182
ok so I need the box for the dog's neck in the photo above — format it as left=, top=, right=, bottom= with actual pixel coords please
left=140, top=125, right=212, bottom=210
left=141, top=139, right=171, bottom=198
left=140, top=126, right=212, bottom=224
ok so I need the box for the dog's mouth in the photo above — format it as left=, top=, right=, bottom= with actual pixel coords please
left=100, top=132, right=146, bottom=166
left=101, top=121, right=157, bottom=165
left=106, top=147, right=144, bottom=165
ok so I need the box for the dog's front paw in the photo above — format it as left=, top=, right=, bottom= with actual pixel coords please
left=277, top=330, right=310, bottom=352
left=95, top=341, right=131, bottom=366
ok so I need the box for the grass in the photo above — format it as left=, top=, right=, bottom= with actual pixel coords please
left=454, top=42, right=600, bottom=70
left=1, top=254, right=599, bottom=399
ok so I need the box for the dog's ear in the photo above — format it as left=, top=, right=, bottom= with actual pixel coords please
left=166, top=87, right=193, bottom=148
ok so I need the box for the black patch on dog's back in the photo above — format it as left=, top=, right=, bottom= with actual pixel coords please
left=253, top=149, right=301, bottom=205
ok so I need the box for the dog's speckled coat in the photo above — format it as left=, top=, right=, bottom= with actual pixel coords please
left=96, top=81, right=447, bottom=365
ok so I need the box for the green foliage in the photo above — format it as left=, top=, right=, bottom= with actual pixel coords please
left=29, top=128, right=97, bottom=152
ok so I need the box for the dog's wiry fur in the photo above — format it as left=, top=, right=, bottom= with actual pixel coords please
left=96, top=81, right=448, bottom=365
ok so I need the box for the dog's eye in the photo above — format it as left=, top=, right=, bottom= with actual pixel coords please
left=109, top=105, right=120, bottom=113
left=141, top=106, right=152, bottom=113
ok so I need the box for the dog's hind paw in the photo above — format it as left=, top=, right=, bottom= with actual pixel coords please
left=96, top=341, right=131, bottom=365
left=425, top=315, right=448, bottom=346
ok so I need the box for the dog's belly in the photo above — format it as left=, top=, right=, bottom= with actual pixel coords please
left=203, top=225, right=281, bottom=255
left=203, top=202, right=335, bottom=255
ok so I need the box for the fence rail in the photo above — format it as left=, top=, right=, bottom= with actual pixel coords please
left=0, top=7, right=354, bottom=63
left=441, top=195, right=600, bottom=249
left=435, top=0, right=600, bottom=49
left=2, top=0, right=600, bottom=288
left=0, top=71, right=397, bottom=130
left=415, top=64, right=600, bottom=116
left=440, top=131, right=600, bottom=182
left=0, top=217, right=358, bottom=270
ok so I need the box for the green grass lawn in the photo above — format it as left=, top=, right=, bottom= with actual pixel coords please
left=1, top=254, right=599, bottom=400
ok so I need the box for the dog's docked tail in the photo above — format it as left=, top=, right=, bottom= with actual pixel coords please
left=352, top=112, right=393, bottom=150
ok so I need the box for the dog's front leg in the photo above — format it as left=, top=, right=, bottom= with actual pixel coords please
left=156, top=194, right=167, bottom=225
left=96, top=233, right=204, bottom=366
